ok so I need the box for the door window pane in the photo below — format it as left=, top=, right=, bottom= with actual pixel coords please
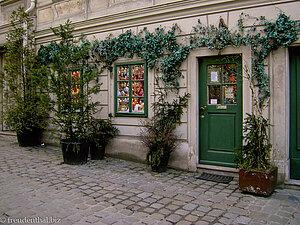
left=209, top=85, right=221, bottom=105
left=223, top=64, right=237, bottom=83
left=208, top=65, right=221, bottom=83
left=223, top=85, right=237, bottom=104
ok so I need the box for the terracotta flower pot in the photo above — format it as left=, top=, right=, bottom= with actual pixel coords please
left=239, top=167, right=277, bottom=196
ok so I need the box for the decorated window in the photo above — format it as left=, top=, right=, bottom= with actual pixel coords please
left=60, top=68, right=83, bottom=112
left=115, top=62, right=147, bottom=117
left=207, top=63, right=238, bottom=105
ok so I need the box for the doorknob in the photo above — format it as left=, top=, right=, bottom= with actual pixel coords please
left=200, top=106, right=207, bottom=118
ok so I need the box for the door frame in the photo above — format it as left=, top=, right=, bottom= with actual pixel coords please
left=187, top=47, right=252, bottom=171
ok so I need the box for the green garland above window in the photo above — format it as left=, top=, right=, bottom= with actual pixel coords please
left=92, top=25, right=190, bottom=91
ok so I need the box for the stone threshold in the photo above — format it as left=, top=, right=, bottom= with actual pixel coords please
left=197, top=164, right=239, bottom=178
left=0, top=131, right=16, bottom=136
left=284, top=179, right=300, bottom=190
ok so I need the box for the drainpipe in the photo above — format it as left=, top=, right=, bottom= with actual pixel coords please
left=23, top=0, right=36, bottom=100
left=25, top=0, right=36, bottom=13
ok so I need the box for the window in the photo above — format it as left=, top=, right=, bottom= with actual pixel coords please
left=115, top=62, right=147, bottom=117
left=207, top=63, right=238, bottom=105
left=60, top=68, right=83, bottom=113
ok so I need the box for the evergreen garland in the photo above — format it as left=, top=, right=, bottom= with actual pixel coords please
left=92, top=25, right=190, bottom=90
left=191, top=13, right=299, bottom=105
left=38, top=13, right=299, bottom=104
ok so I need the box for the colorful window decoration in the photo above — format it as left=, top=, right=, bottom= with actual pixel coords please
left=71, top=70, right=81, bottom=102
left=115, top=63, right=147, bottom=116
left=207, top=64, right=238, bottom=105
left=60, top=69, right=82, bottom=112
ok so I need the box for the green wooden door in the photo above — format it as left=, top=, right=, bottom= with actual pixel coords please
left=199, top=56, right=242, bottom=167
left=290, top=47, right=300, bottom=180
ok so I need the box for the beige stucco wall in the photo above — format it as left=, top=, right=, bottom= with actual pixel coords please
left=1, top=0, right=300, bottom=181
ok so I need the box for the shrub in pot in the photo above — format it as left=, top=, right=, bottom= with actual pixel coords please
left=88, top=118, right=118, bottom=160
left=38, top=20, right=101, bottom=164
left=141, top=78, right=190, bottom=172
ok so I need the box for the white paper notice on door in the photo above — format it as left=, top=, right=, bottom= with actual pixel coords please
left=210, top=99, right=218, bottom=104
left=211, top=71, right=219, bottom=82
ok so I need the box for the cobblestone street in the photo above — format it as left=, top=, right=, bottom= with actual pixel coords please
left=0, top=135, right=299, bottom=225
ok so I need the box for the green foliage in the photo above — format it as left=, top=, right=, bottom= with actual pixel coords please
left=37, top=20, right=101, bottom=143
left=92, top=25, right=190, bottom=91
left=87, top=118, right=119, bottom=147
left=140, top=77, right=190, bottom=168
left=0, top=6, right=50, bottom=135
left=91, top=24, right=191, bottom=169
left=235, top=113, right=272, bottom=171
left=191, top=13, right=299, bottom=106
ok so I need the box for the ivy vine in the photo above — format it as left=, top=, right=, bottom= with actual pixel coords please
left=92, top=25, right=190, bottom=90
left=191, top=13, right=299, bottom=105
left=38, top=12, right=299, bottom=105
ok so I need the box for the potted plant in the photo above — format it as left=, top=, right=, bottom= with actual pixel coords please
left=141, top=78, right=190, bottom=172
left=0, top=7, right=50, bottom=147
left=88, top=118, right=118, bottom=160
left=235, top=67, right=277, bottom=196
left=37, top=20, right=101, bottom=164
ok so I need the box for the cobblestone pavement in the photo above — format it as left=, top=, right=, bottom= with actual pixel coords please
left=0, top=135, right=299, bottom=225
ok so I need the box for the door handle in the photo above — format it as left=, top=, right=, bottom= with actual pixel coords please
left=200, top=106, right=207, bottom=111
left=200, top=106, right=207, bottom=118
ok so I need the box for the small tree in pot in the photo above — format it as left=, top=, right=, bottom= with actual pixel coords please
left=38, top=20, right=101, bottom=164
left=0, top=7, right=50, bottom=147
left=235, top=66, right=276, bottom=196
left=141, top=78, right=190, bottom=172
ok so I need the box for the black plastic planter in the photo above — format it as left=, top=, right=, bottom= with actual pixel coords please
left=17, top=128, right=43, bottom=147
left=61, top=140, right=89, bottom=165
left=151, top=153, right=170, bottom=173
left=90, top=143, right=105, bottom=160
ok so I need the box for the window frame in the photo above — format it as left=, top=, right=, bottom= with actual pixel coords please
left=114, top=61, right=148, bottom=117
